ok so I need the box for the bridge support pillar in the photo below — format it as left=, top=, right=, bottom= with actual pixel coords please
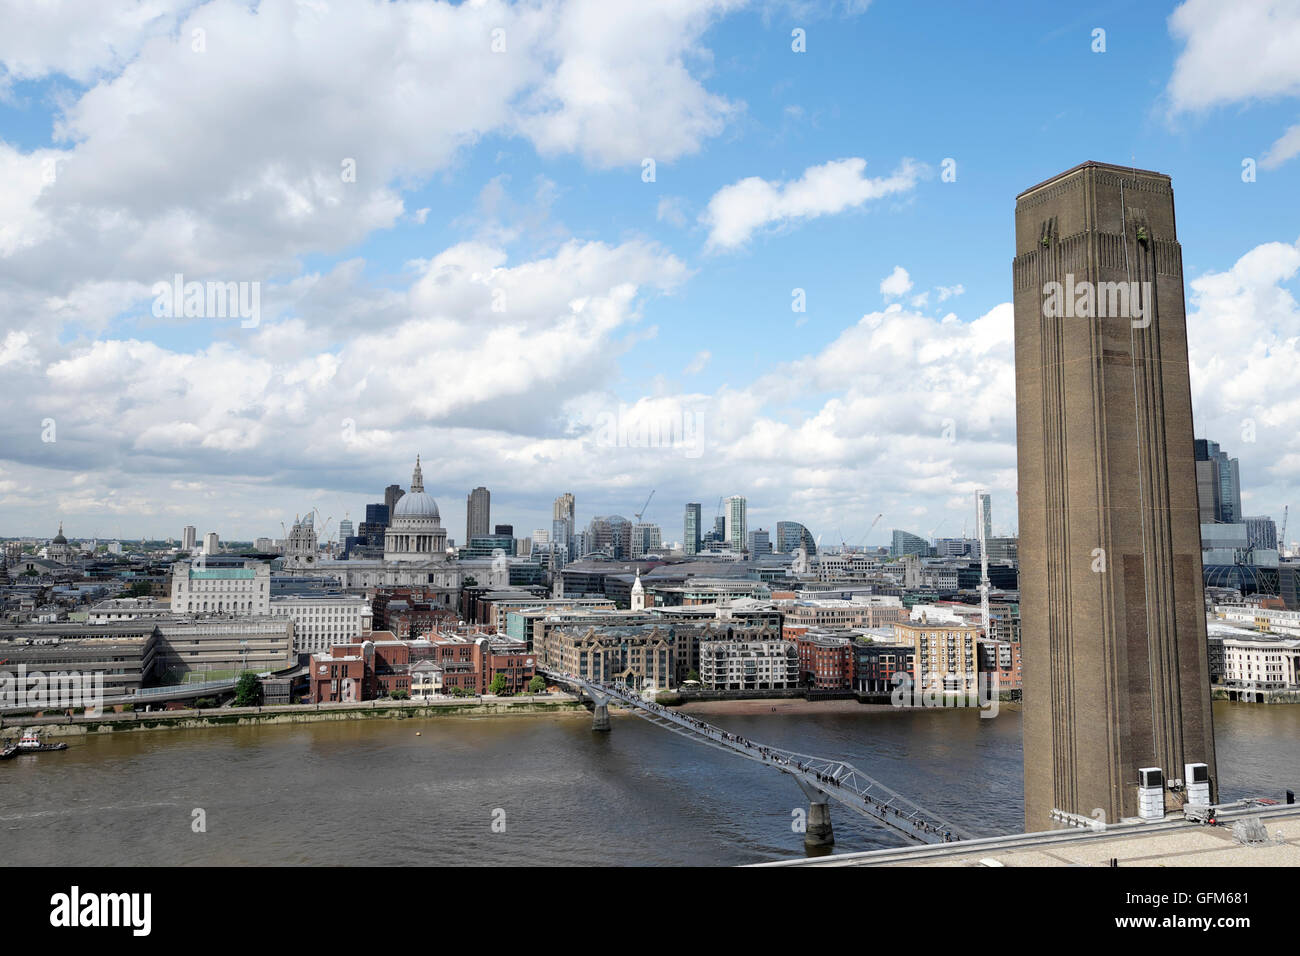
left=795, top=777, right=833, bottom=849
left=591, top=696, right=611, bottom=732
left=805, top=800, right=834, bottom=849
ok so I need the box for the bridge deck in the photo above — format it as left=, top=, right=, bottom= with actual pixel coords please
left=540, top=669, right=972, bottom=845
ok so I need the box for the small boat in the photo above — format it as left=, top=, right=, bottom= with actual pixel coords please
left=0, top=745, right=19, bottom=761
left=13, top=729, right=67, bottom=754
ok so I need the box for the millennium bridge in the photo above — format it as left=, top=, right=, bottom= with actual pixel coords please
left=539, top=668, right=973, bottom=848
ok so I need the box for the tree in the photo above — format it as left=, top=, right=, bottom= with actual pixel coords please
left=528, top=675, right=547, bottom=694
left=489, top=672, right=509, bottom=696
left=234, top=671, right=261, bottom=707
left=686, top=669, right=701, bottom=683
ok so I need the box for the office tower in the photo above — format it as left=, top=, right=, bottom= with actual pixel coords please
left=467, top=487, right=490, bottom=543
left=1243, top=516, right=1278, bottom=553
left=890, top=529, right=928, bottom=557
left=747, top=528, right=771, bottom=555
left=1193, top=439, right=1242, bottom=524
left=553, top=493, right=575, bottom=525
left=203, top=532, right=219, bottom=555
left=182, top=525, right=197, bottom=552
left=384, top=484, right=404, bottom=520
left=632, top=522, right=662, bottom=556
left=776, top=521, right=816, bottom=555
left=337, top=516, right=353, bottom=541
left=588, top=515, right=631, bottom=560
left=978, top=492, right=992, bottom=539
left=1013, top=162, right=1216, bottom=832
left=494, top=524, right=513, bottom=537
left=724, top=495, right=746, bottom=551
left=712, top=516, right=725, bottom=541
left=684, top=503, right=702, bottom=555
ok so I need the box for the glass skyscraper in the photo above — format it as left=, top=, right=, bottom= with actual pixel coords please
left=684, top=503, right=702, bottom=555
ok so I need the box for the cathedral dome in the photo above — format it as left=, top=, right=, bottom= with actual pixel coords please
left=391, top=456, right=439, bottom=520
left=52, top=522, right=67, bottom=545
left=393, top=491, right=440, bottom=520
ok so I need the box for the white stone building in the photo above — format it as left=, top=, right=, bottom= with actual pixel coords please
left=699, top=638, right=800, bottom=690
left=170, top=556, right=271, bottom=615
left=269, top=593, right=372, bottom=655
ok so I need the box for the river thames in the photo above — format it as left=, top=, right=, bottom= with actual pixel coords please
left=2, top=702, right=1296, bottom=865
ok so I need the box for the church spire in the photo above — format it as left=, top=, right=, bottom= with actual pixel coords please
left=411, top=455, right=424, bottom=493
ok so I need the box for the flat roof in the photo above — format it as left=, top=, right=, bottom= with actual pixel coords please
left=1017, top=160, right=1170, bottom=200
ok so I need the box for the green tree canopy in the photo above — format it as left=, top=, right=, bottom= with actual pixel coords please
left=234, top=671, right=261, bottom=707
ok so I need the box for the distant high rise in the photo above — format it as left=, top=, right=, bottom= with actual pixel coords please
left=552, top=493, right=576, bottom=562
left=684, top=503, right=702, bottom=555
left=1013, top=162, right=1216, bottom=832
left=977, top=492, right=992, bottom=539
left=747, top=528, right=771, bottom=555
left=1193, top=439, right=1242, bottom=524
left=632, top=522, right=662, bottom=556
left=203, top=531, right=219, bottom=555
left=337, top=516, right=354, bottom=541
left=890, top=529, right=928, bottom=557
left=494, top=524, right=513, bottom=537
left=776, top=521, right=816, bottom=555
left=384, top=484, right=405, bottom=520
left=182, top=525, right=197, bottom=552
left=1244, top=516, right=1278, bottom=552
left=467, top=487, right=490, bottom=543
left=724, top=495, right=746, bottom=551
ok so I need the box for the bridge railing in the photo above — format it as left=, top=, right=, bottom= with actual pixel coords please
left=540, top=668, right=972, bottom=845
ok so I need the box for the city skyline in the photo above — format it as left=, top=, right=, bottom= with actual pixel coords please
left=1, top=3, right=1298, bottom=544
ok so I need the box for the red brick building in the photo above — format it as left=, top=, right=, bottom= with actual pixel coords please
left=793, top=630, right=854, bottom=690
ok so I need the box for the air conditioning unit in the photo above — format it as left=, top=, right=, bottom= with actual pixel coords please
left=1137, top=766, right=1165, bottom=821
left=1184, top=762, right=1211, bottom=806
left=1137, top=767, right=1164, bottom=788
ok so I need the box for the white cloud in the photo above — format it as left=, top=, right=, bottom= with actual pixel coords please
left=880, top=265, right=912, bottom=299
left=0, top=0, right=190, bottom=86
left=701, top=157, right=921, bottom=251
left=1261, top=121, right=1300, bottom=169
left=1166, top=0, right=1300, bottom=113
left=0, top=0, right=745, bottom=323
left=1186, top=237, right=1300, bottom=524
left=685, top=350, right=711, bottom=374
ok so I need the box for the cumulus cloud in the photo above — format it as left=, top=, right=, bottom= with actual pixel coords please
left=1261, top=122, right=1300, bottom=170
left=1166, top=0, right=1300, bottom=113
left=880, top=265, right=912, bottom=298
left=0, top=0, right=745, bottom=323
left=1186, top=238, right=1300, bottom=525
left=701, top=157, right=921, bottom=251
left=0, top=0, right=190, bottom=87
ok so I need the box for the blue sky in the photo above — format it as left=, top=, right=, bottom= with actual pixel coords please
left=0, top=0, right=1298, bottom=548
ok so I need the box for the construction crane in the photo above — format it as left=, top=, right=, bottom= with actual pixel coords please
left=976, top=490, right=991, bottom=637
left=634, top=490, right=655, bottom=524
left=858, top=513, right=883, bottom=549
